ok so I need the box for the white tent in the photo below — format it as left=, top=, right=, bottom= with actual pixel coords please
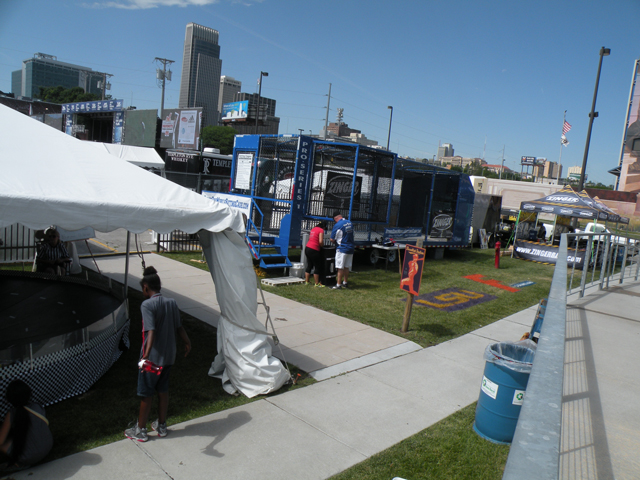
left=0, top=104, right=289, bottom=397
left=90, top=142, right=165, bottom=169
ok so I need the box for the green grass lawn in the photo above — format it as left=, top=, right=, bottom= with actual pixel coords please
left=330, top=404, right=509, bottom=480
left=162, top=247, right=554, bottom=348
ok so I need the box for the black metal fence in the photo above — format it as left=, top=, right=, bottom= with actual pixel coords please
left=155, top=230, right=202, bottom=253
left=0, top=224, right=37, bottom=263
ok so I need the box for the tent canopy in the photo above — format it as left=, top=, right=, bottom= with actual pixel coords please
left=519, top=185, right=611, bottom=222
left=0, top=104, right=243, bottom=235
left=0, top=104, right=289, bottom=398
left=91, top=142, right=165, bottom=169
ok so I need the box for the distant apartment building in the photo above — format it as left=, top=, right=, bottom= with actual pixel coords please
left=437, top=143, right=454, bottom=160
left=178, top=23, right=222, bottom=127
left=234, top=92, right=276, bottom=117
left=218, top=75, right=241, bottom=114
left=11, top=53, right=103, bottom=99
left=439, top=156, right=484, bottom=169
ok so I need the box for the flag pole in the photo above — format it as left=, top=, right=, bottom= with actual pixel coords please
left=557, top=110, right=566, bottom=184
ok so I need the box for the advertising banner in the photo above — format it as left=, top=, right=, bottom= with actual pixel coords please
left=429, top=213, right=454, bottom=239
left=113, top=111, right=123, bottom=144
left=222, top=101, right=249, bottom=121
left=323, top=170, right=362, bottom=210
left=400, top=244, right=426, bottom=295
left=160, top=108, right=202, bottom=150
left=202, top=192, right=252, bottom=218
left=61, top=99, right=124, bottom=114
left=513, top=239, right=586, bottom=269
left=384, top=227, right=423, bottom=240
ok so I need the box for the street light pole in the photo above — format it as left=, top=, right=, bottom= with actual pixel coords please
left=255, top=71, right=268, bottom=134
left=386, top=106, right=393, bottom=150
left=578, top=46, right=610, bottom=192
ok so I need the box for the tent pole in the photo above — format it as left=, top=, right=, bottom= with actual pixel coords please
left=511, top=211, right=522, bottom=258
left=124, top=231, right=131, bottom=298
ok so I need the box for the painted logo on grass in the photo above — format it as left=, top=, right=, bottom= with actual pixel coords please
left=410, top=288, right=497, bottom=312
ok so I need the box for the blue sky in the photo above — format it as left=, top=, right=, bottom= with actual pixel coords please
left=1, top=0, right=640, bottom=185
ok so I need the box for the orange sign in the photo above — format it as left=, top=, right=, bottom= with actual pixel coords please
left=400, top=244, right=426, bottom=295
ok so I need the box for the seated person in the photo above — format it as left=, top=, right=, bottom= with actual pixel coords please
left=0, top=380, right=53, bottom=471
left=35, top=227, right=72, bottom=275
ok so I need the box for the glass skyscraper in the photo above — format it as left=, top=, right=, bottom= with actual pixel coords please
left=11, top=53, right=102, bottom=99
left=178, top=23, right=222, bottom=127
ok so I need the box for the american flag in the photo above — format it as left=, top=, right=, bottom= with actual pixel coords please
left=562, top=120, right=572, bottom=135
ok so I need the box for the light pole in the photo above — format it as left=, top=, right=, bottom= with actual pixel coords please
left=298, top=128, right=304, bottom=135
left=255, top=71, right=268, bottom=134
left=578, top=46, right=610, bottom=192
left=386, top=106, right=393, bottom=150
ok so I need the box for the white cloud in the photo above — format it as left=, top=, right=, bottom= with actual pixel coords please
left=83, top=0, right=222, bottom=9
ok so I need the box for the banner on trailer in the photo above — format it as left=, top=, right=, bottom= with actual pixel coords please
left=323, top=170, right=362, bottom=211
left=400, top=244, right=426, bottom=295
left=513, top=239, right=586, bottom=269
left=202, top=191, right=252, bottom=218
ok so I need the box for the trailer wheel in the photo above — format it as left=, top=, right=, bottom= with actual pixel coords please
left=387, top=250, right=397, bottom=263
left=370, top=250, right=380, bottom=264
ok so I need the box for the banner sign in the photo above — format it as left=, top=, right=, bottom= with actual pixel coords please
left=160, top=108, right=202, bottom=150
left=412, top=288, right=496, bottom=312
left=61, top=99, right=123, bottom=114
left=400, top=244, right=426, bottom=295
left=202, top=191, right=252, bottom=218
left=384, top=227, right=423, bottom=240
left=513, top=239, right=586, bottom=269
left=323, top=170, right=362, bottom=210
left=429, top=213, right=454, bottom=240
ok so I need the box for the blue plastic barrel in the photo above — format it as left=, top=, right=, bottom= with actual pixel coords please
left=473, top=341, right=536, bottom=444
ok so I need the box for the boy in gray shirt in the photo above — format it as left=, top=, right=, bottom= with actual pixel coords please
left=125, top=266, right=191, bottom=442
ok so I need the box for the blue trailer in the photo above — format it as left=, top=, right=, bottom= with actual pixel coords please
left=227, top=134, right=474, bottom=269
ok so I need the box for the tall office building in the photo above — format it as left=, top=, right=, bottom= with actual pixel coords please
left=178, top=23, right=222, bottom=127
left=11, top=53, right=103, bottom=99
left=218, top=76, right=241, bottom=114
left=437, top=143, right=454, bottom=160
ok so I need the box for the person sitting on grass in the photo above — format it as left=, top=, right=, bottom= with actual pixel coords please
left=0, top=380, right=53, bottom=472
left=124, top=266, right=191, bottom=442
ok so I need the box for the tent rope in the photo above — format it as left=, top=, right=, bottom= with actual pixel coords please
left=134, top=234, right=146, bottom=272
left=256, top=280, right=293, bottom=381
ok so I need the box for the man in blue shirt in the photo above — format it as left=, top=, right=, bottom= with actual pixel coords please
left=330, top=210, right=355, bottom=289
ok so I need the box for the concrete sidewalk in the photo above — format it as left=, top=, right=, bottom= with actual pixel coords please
left=10, top=255, right=640, bottom=480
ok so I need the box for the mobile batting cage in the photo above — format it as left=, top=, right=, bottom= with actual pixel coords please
left=229, top=135, right=473, bottom=268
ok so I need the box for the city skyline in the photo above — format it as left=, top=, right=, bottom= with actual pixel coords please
left=2, top=1, right=640, bottom=185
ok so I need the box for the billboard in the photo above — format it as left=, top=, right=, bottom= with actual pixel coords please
left=222, top=101, right=249, bottom=121
left=618, top=60, right=640, bottom=192
left=521, top=156, right=546, bottom=166
left=160, top=108, right=202, bottom=150
left=123, top=109, right=158, bottom=147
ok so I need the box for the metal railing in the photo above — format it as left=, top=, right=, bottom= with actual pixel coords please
left=503, top=230, right=639, bottom=479
left=566, top=231, right=640, bottom=297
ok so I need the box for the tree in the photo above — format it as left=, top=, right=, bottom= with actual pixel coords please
left=201, top=126, right=236, bottom=155
left=37, top=86, right=101, bottom=103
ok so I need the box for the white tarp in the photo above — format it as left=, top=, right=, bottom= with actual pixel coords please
left=0, top=104, right=289, bottom=397
left=90, top=142, right=165, bottom=169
